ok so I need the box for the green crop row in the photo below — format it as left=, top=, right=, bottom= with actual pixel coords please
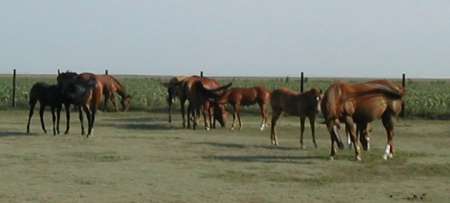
left=1, top=75, right=449, bottom=119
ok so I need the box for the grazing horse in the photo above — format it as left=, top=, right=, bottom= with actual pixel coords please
left=57, top=71, right=103, bottom=137
left=162, top=76, right=189, bottom=126
left=97, top=75, right=131, bottom=111
left=213, top=86, right=271, bottom=131
left=270, top=88, right=322, bottom=148
left=182, top=76, right=232, bottom=130
left=321, top=80, right=405, bottom=161
left=26, top=82, right=63, bottom=135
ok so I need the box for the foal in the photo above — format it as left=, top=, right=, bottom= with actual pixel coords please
left=26, top=82, right=62, bottom=135
left=270, top=88, right=322, bottom=148
left=213, top=86, right=271, bottom=131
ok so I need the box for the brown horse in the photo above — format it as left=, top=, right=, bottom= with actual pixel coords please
left=57, top=71, right=104, bottom=137
left=26, top=82, right=63, bottom=135
left=213, top=86, right=271, bottom=131
left=321, top=80, right=405, bottom=161
left=270, top=88, right=322, bottom=148
left=97, top=75, right=131, bottom=112
left=162, top=76, right=189, bottom=126
left=181, top=76, right=231, bottom=130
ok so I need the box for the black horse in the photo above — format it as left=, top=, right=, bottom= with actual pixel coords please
left=26, top=82, right=63, bottom=135
left=57, top=71, right=99, bottom=137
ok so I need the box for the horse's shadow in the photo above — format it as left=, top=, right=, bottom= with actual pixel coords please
left=205, top=155, right=323, bottom=164
left=0, top=131, right=33, bottom=137
left=98, top=122, right=180, bottom=131
left=193, top=141, right=299, bottom=151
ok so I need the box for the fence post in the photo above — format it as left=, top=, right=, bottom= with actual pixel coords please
left=200, top=71, right=203, bottom=78
left=12, top=69, right=16, bottom=107
left=105, top=69, right=109, bottom=75
left=401, top=73, right=406, bottom=117
left=300, top=72, right=304, bottom=93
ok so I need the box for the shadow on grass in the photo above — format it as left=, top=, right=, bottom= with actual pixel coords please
left=98, top=122, right=180, bottom=131
left=0, top=131, right=33, bottom=137
left=193, top=141, right=299, bottom=151
left=101, top=116, right=163, bottom=123
left=205, top=154, right=323, bottom=164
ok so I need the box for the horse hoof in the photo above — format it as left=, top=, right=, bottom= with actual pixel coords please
left=355, top=156, right=362, bottom=161
left=329, top=156, right=335, bottom=161
left=382, top=154, right=388, bottom=160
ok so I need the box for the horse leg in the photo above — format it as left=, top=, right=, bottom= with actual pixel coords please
left=82, top=105, right=91, bottom=136
left=181, top=99, right=186, bottom=128
left=56, top=105, right=61, bottom=134
left=39, top=105, right=47, bottom=134
left=299, top=116, right=306, bottom=149
left=202, top=105, right=210, bottom=131
left=327, top=123, right=337, bottom=160
left=103, top=92, right=109, bottom=111
left=358, top=122, right=369, bottom=151
left=309, top=114, right=318, bottom=149
left=187, top=102, right=192, bottom=129
left=87, top=105, right=96, bottom=137
left=51, top=107, right=56, bottom=136
left=345, top=116, right=361, bottom=161
left=26, top=100, right=36, bottom=134
left=231, top=105, right=237, bottom=130
left=236, top=104, right=243, bottom=130
left=110, top=94, right=118, bottom=112
left=270, top=110, right=282, bottom=146
left=382, top=115, right=395, bottom=160
left=258, top=103, right=266, bottom=131
left=64, top=103, right=71, bottom=134
left=78, top=106, right=85, bottom=135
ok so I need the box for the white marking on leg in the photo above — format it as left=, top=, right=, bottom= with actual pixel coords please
left=260, top=123, right=265, bottom=131
left=383, top=144, right=391, bottom=160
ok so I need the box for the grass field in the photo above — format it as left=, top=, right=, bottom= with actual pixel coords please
left=0, top=110, right=449, bottom=202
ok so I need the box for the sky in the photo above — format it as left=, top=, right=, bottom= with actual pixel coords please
left=1, top=0, right=450, bottom=78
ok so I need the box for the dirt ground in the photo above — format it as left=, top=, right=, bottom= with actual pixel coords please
left=0, top=110, right=449, bottom=203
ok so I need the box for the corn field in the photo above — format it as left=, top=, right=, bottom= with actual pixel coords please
left=1, top=74, right=449, bottom=119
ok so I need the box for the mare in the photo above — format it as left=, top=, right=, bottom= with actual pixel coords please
left=26, top=82, right=63, bottom=135
left=57, top=71, right=103, bottom=137
left=321, top=80, right=405, bottom=161
left=97, top=75, right=131, bottom=111
left=182, top=76, right=232, bottom=130
left=270, top=88, right=322, bottom=148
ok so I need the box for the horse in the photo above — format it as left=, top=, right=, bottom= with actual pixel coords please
left=321, top=80, right=405, bottom=161
left=162, top=76, right=189, bottom=126
left=270, top=88, right=322, bottom=148
left=26, top=82, right=63, bottom=135
left=212, top=86, right=271, bottom=131
left=97, top=75, right=131, bottom=112
left=57, top=71, right=103, bottom=137
left=182, top=76, right=232, bottom=130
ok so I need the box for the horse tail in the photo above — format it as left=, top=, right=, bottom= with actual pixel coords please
left=364, top=83, right=404, bottom=99
left=198, top=82, right=232, bottom=99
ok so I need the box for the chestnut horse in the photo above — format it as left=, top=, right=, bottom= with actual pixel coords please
left=321, top=80, right=405, bottom=161
left=183, top=76, right=232, bottom=130
left=57, top=71, right=103, bottom=137
left=270, top=88, right=322, bottom=148
left=213, top=86, right=271, bottom=131
left=97, top=75, right=131, bottom=112
left=26, top=82, right=63, bottom=135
